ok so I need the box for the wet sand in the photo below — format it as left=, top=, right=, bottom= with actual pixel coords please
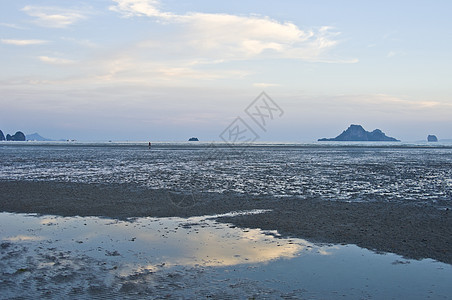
left=1, top=180, right=451, bottom=265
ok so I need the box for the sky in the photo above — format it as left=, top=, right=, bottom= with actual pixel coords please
left=1, top=0, right=451, bottom=142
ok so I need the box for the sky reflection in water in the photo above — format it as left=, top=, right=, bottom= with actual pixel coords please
left=1, top=212, right=451, bottom=299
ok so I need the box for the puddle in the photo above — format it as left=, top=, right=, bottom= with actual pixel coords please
left=1, top=212, right=451, bottom=299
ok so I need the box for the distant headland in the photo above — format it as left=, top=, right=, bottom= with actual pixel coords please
left=318, top=124, right=400, bottom=142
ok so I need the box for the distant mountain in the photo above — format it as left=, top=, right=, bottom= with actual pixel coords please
left=318, top=124, right=400, bottom=142
left=26, top=133, right=53, bottom=141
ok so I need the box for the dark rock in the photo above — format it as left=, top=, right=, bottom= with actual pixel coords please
left=6, top=131, right=26, bottom=141
left=318, top=124, right=399, bottom=142
left=0, top=130, right=4, bottom=141
left=427, top=135, right=438, bottom=142
left=188, top=137, right=199, bottom=141
left=1, top=242, right=11, bottom=249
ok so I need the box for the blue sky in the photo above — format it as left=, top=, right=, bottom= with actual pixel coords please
left=1, top=0, right=451, bottom=141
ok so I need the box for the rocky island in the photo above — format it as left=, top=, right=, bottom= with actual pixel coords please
left=318, top=124, right=400, bottom=142
left=1, top=130, right=26, bottom=141
left=1, top=131, right=58, bottom=141
left=188, top=137, right=199, bottom=141
left=427, top=135, right=438, bottom=142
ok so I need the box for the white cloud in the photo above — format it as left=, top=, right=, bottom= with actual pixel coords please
left=333, top=94, right=451, bottom=113
left=0, top=23, right=26, bottom=30
left=3, top=1, right=354, bottom=89
left=60, top=37, right=98, bottom=48
left=110, top=0, right=351, bottom=63
left=110, top=0, right=169, bottom=18
left=1, top=39, right=48, bottom=46
left=39, top=56, right=75, bottom=65
left=91, top=55, right=251, bottom=84
left=253, top=83, right=280, bottom=88
left=22, top=6, right=86, bottom=28
left=387, top=51, right=397, bottom=58
left=387, top=50, right=405, bottom=58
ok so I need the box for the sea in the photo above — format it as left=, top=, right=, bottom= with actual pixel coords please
left=1, top=141, right=451, bottom=209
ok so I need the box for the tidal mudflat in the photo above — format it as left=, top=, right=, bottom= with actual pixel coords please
left=1, top=180, right=451, bottom=265
left=1, top=142, right=452, bottom=298
left=1, top=211, right=451, bottom=299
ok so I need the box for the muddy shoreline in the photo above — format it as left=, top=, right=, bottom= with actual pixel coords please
left=1, top=180, right=451, bottom=265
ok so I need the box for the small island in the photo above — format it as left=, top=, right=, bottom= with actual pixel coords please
left=188, top=137, right=199, bottom=141
left=318, top=124, right=400, bottom=142
left=427, top=135, right=438, bottom=142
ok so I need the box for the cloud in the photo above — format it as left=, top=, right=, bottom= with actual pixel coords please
left=253, top=83, right=281, bottom=88
left=92, top=56, right=251, bottom=84
left=327, top=94, right=452, bottom=115
left=387, top=51, right=397, bottom=58
left=22, top=6, right=86, bottom=28
left=1, top=39, right=48, bottom=46
left=0, top=23, right=26, bottom=30
left=39, top=56, right=75, bottom=65
left=3, top=1, right=354, bottom=89
left=369, top=94, right=447, bottom=109
left=110, top=0, right=351, bottom=63
left=110, top=0, right=169, bottom=18
left=387, top=50, right=405, bottom=58
left=60, top=37, right=98, bottom=48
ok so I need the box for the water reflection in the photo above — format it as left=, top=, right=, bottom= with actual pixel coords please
left=0, top=212, right=307, bottom=272
left=1, top=212, right=451, bottom=299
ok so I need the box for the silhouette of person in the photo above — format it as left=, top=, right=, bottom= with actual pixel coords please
left=148, top=142, right=151, bottom=149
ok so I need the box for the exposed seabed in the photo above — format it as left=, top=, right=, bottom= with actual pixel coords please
left=1, top=212, right=451, bottom=299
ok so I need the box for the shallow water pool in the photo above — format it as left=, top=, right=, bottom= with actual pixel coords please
left=0, top=211, right=451, bottom=299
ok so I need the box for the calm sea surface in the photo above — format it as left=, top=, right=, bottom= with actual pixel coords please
left=1, top=142, right=451, bottom=208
